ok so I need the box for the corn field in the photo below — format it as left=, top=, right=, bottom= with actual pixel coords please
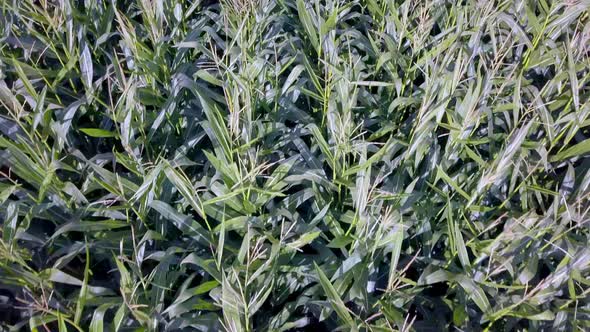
left=0, top=0, right=589, bottom=331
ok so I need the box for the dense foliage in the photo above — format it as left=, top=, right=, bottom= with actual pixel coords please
left=1, top=0, right=590, bottom=331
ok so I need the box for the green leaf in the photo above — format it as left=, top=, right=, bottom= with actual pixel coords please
left=387, top=224, right=404, bottom=289
left=314, top=262, right=357, bottom=331
left=79, top=128, right=117, bottom=138
left=80, top=44, right=93, bottom=92
left=90, top=304, right=114, bottom=332
left=551, top=138, right=590, bottom=162
left=150, top=200, right=211, bottom=246
left=51, top=220, right=129, bottom=240
left=182, top=253, right=222, bottom=282
left=296, top=0, right=320, bottom=54
left=456, top=275, right=491, bottom=314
